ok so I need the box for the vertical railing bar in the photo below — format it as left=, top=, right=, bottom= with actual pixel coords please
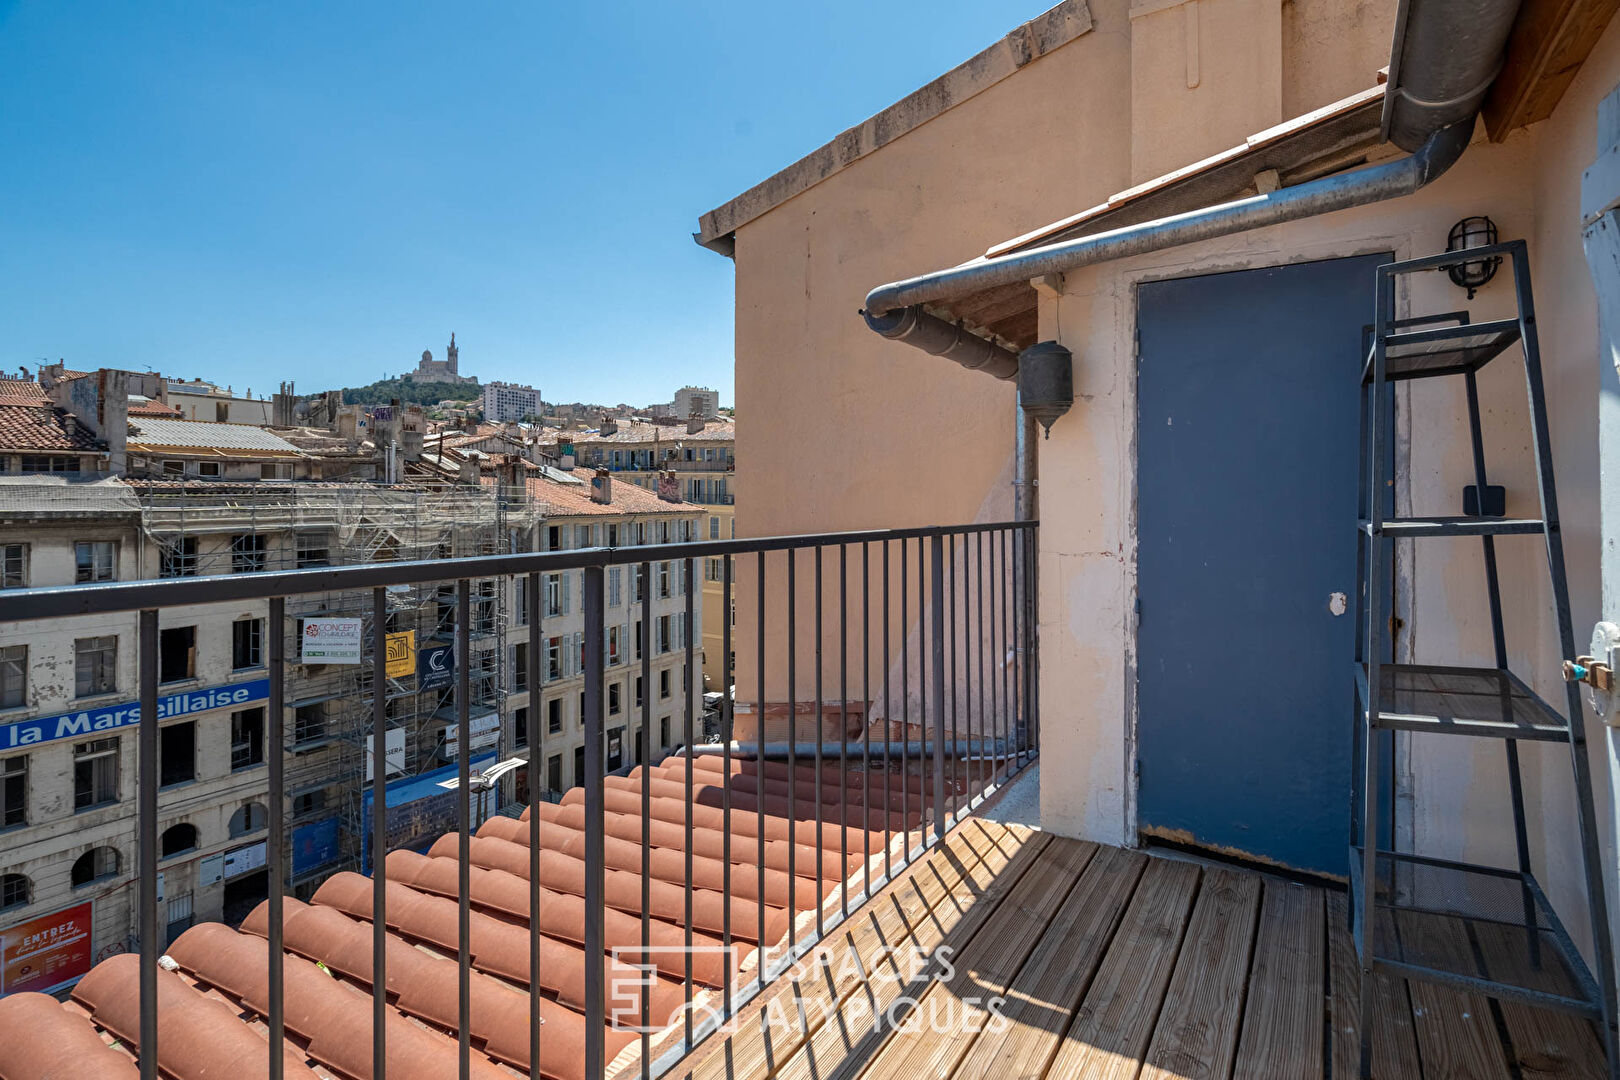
left=527, top=571, right=543, bottom=1080
left=899, top=539, right=909, bottom=866
left=860, top=542, right=870, bottom=903
left=371, top=586, right=388, bottom=1080
left=948, top=531, right=957, bottom=823
left=267, top=595, right=286, bottom=1080
left=1002, top=528, right=1012, bottom=778
left=755, top=552, right=766, bottom=992
left=640, top=561, right=652, bottom=1074
left=583, top=564, right=606, bottom=1080
left=456, top=582, right=473, bottom=1080
left=929, top=535, right=946, bottom=846
left=456, top=579, right=472, bottom=1080
left=881, top=540, right=891, bottom=882
left=683, top=556, right=696, bottom=1053
left=138, top=608, right=159, bottom=1080
left=838, top=543, right=848, bottom=921
left=787, top=547, right=797, bottom=946
left=988, top=532, right=1000, bottom=788
left=975, top=532, right=985, bottom=802
left=917, top=536, right=927, bottom=851
left=1029, top=525, right=1040, bottom=761
left=1014, top=525, right=1026, bottom=772
left=813, top=545, right=823, bottom=941
left=721, top=553, right=733, bottom=1021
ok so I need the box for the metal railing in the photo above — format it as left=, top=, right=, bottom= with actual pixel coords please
left=0, top=519, right=1038, bottom=1080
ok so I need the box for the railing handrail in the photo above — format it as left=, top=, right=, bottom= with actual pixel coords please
left=0, top=520, right=1036, bottom=621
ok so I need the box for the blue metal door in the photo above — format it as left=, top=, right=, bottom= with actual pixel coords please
left=1135, top=253, right=1389, bottom=875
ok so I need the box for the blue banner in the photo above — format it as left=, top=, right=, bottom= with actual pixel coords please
left=417, top=644, right=454, bottom=691
left=0, top=678, right=270, bottom=752
left=292, top=817, right=342, bottom=876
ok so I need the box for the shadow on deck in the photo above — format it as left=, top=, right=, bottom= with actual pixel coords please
left=676, top=811, right=1606, bottom=1080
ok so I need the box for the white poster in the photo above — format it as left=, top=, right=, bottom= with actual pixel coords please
left=364, top=727, right=407, bottom=781
left=222, top=842, right=266, bottom=879
left=300, top=618, right=363, bottom=664
left=443, top=713, right=501, bottom=759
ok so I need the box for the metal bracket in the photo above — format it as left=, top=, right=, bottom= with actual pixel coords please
left=1573, top=622, right=1620, bottom=723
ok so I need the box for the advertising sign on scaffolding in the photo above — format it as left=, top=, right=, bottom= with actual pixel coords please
left=0, top=901, right=93, bottom=997
left=300, top=618, right=363, bottom=664
left=384, top=631, right=416, bottom=679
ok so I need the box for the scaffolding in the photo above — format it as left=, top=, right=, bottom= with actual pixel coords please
left=134, top=480, right=541, bottom=880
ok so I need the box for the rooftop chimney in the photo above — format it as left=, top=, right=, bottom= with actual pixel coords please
left=560, top=441, right=576, bottom=470
left=686, top=415, right=705, bottom=435
left=657, top=469, right=681, bottom=503
left=591, top=467, right=612, bottom=505
left=600, top=415, right=618, bottom=437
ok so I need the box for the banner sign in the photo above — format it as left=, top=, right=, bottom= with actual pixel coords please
left=0, top=678, right=269, bottom=752
left=0, top=901, right=93, bottom=997
left=417, top=644, right=454, bottom=691
left=301, top=618, right=362, bottom=664
left=292, top=817, right=342, bottom=877
left=385, top=631, right=416, bottom=679
left=223, top=842, right=267, bottom=880
left=443, top=712, right=500, bottom=759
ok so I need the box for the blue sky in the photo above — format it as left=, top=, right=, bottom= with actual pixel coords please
left=0, top=1, right=1042, bottom=407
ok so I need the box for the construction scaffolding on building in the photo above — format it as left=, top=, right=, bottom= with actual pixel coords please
left=133, top=480, right=543, bottom=885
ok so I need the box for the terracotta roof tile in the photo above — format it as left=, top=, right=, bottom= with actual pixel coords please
left=6, top=753, right=899, bottom=1080
left=0, top=404, right=102, bottom=452
left=0, top=379, right=48, bottom=405
left=517, top=467, right=692, bottom=517
left=565, top=420, right=734, bottom=445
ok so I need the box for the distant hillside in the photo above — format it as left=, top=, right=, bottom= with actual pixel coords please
left=334, top=378, right=483, bottom=408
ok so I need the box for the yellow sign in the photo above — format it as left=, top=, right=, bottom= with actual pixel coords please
left=385, top=631, right=416, bottom=679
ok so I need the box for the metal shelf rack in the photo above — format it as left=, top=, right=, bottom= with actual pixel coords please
left=1350, top=240, right=1619, bottom=1078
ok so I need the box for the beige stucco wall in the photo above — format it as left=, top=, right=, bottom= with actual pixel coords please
left=727, top=0, right=1394, bottom=725
left=1035, top=15, right=1620, bottom=964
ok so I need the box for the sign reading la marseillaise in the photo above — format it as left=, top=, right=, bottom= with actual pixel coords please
left=0, top=678, right=270, bottom=751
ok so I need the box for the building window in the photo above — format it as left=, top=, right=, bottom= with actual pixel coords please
left=545, top=573, right=566, bottom=617
left=607, top=625, right=622, bottom=666
left=197, top=461, right=221, bottom=478
left=634, top=619, right=643, bottom=662
left=547, top=636, right=562, bottom=680
left=547, top=754, right=562, bottom=794
left=160, top=823, right=199, bottom=858
left=160, top=722, right=196, bottom=787
left=1, top=756, right=25, bottom=828
left=292, top=790, right=326, bottom=818
left=294, top=703, right=325, bottom=744
left=1, top=543, right=26, bottom=588
left=513, top=705, right=529, bottom=749
left=547, top=697, right=562, bottom=734
left=657, top=615, right=671, bottom=654
left=659, top=669, right=671, bottom=699
left=74, top=635, right=117, bottom=697
left=706, top=557, right=724, bottom=582
left=161, top=460, right=184, bottom=477
left=657, top=562, right=671, bottom=599
left=159, top=626, right=196, bottom=683
left=513, top=642, right=529, bottom=692
left=634, top=676, right=644, bottom=709
left=710, top=516, right=720, bottom=540
left=229, top=802, right=267, bottom=838
left=296, top=533, right=330, bottom=568
left=660, top=716, right=670, bottom=749
left=608, top=682, right=622, bottom=715
left=0, top=873, right=28, bottom=912
left=231, top=708, right=264, bottom=771
left=74, top=737, right=119, bottom=809
left=160, top=536, right=198, bottom=578
left=0, top=645, right=25, bottom=709
left=607, top=524, right=620, bottom=546
left=608, top=566, right=622, bottom=607
left=261, top=462, right=291, bottom=480
left=71, top=846, right=119, bottom=887
left=21, top=455, right=80, bottom=474
left=546, top=525, right=562, bottom=551
left=232, top=619, right=263, bottom=670
left=231, top=533, right=268, bottom=573
left=75, top=541, right=115, bottom=583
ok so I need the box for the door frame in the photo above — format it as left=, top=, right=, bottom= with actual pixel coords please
left=1118, top=239, right=1422, bottom=866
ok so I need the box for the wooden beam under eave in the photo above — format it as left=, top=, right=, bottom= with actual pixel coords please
left=1484, top=0, right=1620, bottom=140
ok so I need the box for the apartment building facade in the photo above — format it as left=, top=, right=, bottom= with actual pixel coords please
left=480, top=380, right=542, bottom=424
left=557, top=418, right=735, bottom=689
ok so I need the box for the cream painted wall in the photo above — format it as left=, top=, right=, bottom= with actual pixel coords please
left=726, top=0, right=1395, bottom=727
left=1037, top=15, right=1620, bottom=967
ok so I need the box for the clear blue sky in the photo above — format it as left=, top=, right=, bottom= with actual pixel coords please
left=0, top=1, right=1043, bottom=407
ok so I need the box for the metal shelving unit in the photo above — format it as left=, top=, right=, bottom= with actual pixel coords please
left=1350, top=240, right=1619, bottom=1078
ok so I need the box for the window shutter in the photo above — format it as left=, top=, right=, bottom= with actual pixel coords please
left=562, top=572, right=571, bottom=614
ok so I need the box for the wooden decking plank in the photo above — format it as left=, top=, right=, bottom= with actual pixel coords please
left=681, top=819, right=1038, bottom=1080
left=767, top=829, right=1062, bottom=1080
left=1138, top=865, right=1263, bottom=1080
left=1046, top=856, right=1202, bottom=1080
left=1472, top=920, right=1606, bottom=1079
left=852, top=835, right=1106, bottom=1080
left=949, top=844, right=1149, bottom=1079
left=1396, top=909, right=1513, bottom=1079
left=1232, top=879, right=1326, bottom=1080
left=1326, top=893, right=1421, bottom=1080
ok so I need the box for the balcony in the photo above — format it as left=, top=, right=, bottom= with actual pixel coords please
left=0, top=521, right=1038, bottom=1080
left=2, top=516, right=1595, bottom=1080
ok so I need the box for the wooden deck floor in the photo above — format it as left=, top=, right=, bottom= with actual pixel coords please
left=676, top=819, right=1607, bottom=1080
